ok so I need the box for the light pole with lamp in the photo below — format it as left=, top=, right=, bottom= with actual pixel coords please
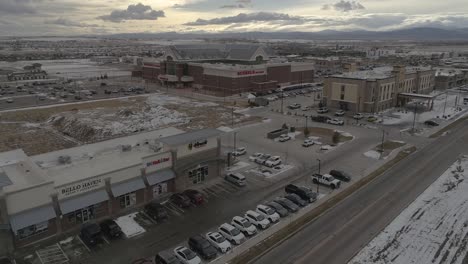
left=316, top=159, right=321, bottom=194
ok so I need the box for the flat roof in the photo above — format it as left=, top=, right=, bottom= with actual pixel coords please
left=398, top=93, right=435, bottom=99
left=331, top=66, right=433, bottom=80
left=158, top=128, right=222, bottom=146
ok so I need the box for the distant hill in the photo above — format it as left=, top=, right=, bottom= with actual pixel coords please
left=107, top=27, right=468, bottom=41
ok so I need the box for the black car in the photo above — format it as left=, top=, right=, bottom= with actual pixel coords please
left=100, top=219, right=123, bottom=239
left=285, top=184, right=317, bottom=203
left=311, top=115, right=331, bottom=123
left=80, top=223, right=102, bottom=247
left=424, top=120, right=439, bottom=126
left=266, top=201, right=289, bottom=217
left=182, top=189, right=204, bottom=205
left=188, top=235, right=217, bottom=260
left=274, top=197, right=299, bottom=213
left=329, top=170, right=352, bottom=182
left=170, top=193, right=191, bottom=208
left=145, top=202, right=168, bottom=221
left=284, top=193, right=308, bottom=207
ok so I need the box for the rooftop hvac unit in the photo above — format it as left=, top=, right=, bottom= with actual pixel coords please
left=121, top=144, right=132, bottom=152
left=149, top=142, right=162, bottom=152
left=58, top=155, right=71, bottom=164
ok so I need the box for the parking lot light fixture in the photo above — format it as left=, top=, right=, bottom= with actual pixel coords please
left=316, top=159, right=321, bottom=194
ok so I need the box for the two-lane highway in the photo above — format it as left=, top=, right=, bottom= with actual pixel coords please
left=253, top=119, right=468, bottom=264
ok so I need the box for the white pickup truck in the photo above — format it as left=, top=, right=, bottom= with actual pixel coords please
left=311, top=173, right=341, bottom=189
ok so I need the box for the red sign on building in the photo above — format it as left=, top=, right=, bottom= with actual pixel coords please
left=237, top=70, right=265, bottom=76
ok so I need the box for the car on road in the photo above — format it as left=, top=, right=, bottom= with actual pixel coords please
left=285, top=184, right=317, bottom=203
left=100, top=219, right=122, bottom=239
left=155, top=251, right=183, bottom=264
left=335, top=110, right=345, bottom=116
left=173, top=246, right=201, bottom=264
left=5, top=98, right=13, bottom=103
left=317, top=107, right=329, bottom=113
left=245, top=210, right=270, bottom=230
left=353, top=113, right=364, bottom=120
left=145, top=202, right=168, bottom=222
left=312, top=173, right=341, bottom=189
left=231, top=147, right=246, bottom=156
left=256, top=204, right=280, bottom=223
left=278, top=134, right=291, bottom=142
left=288, top=103, right=301, bottom=110
left=218, top=223, right=246, bottom=245
left=182, top=189, right=204, bottom=205
left=273, top=197, right=299, bottom=213
left=206, top=232, right=231, bottom=253
left=225, top=172, right=246, bottom=187
left=265, top=156, right=282, bottom=167
left=302, top=139, right=315, bottom=147
left=284, top=193, right=308, bottom=207
left=424, top=120, right=439, bottom=126
left=265, top=201, right=289, bottom=217
left=231, top=216, right=257, bottom=236
left=188, top=235, right=217, bottom=260
left=326, top=118, right=344, bottom=125
left=311, top=115, right=331, bottom=123
left=80, top=223, right=102, bottom=247
left=170, top=193, right=191, bottom=208
left=329, top=170, right=352, bottom=182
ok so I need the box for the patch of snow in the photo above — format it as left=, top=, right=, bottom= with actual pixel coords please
left=364, top=150, right=381, bottom=159
left=59, top=236, right=74, bottom=245
left=226, top=161, right=250, bottom=172
left=217, top=126, right=233, bottom=133
left=262, top=118, right=272, bottom=123
left=390, top=140, right=406, bottom=144
left=114, top=212, right=146, bottom=239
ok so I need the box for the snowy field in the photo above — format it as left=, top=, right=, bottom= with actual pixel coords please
left=349, top=156, right=468, bottom=264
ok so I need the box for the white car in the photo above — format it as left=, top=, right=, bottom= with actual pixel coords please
left=311, top=173, right=341, bottom=189
left=264, top=156, right=282, bottom=167
left=5, top=98, right=13, bottom=103
left=231, top=216, right=257, bottom=236
left=326, top=118, right=344, bottom=125
left=256, top=204, right=280, bottom=223
left=249, top=153, right=263, bottom=162
left=301, top=106, right=312, bottom=111
left=278, top=134, right=291, bottom=142
left=218, top=223, right=246, bottom=245
left=335, top=110, right=345, bottom=116
left=232, top=147, right=246, bottom=156
left=174, top=246, right=201, bottom=264
left=206, top=232, right=232, bottom=253
left=353, top=113, right=364, bottom=120
left=302, top=139, right=314, bottom=147
left=245, top=210, right=270, bottom=230
left=320, top=145, right=333, bottom=150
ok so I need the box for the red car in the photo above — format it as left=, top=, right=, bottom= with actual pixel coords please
left=182, top=189, right=205, bottom=205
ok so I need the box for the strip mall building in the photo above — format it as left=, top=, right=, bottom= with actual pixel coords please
left=0, top=128, right=223, bottom=247
left=141, top=44, right=314, bottom=95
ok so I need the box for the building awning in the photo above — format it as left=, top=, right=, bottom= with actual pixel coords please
left=146, top=169, right=175, bottom=186
left=111, top=177, right=145, bottom=197
left=158, top=74, right=178, bottom=82
left=181, top=76, right=194, bottom=82
left=59, top=189, right=108, bottom=215
left=9, top=205, right=56, bottom=233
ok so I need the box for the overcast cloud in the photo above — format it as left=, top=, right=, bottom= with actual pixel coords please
left=98, top=3, right=165, bottom=23
left=322, top=1, right=365, bottom=12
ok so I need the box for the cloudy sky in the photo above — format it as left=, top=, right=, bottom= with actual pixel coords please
left=1, top=0, right=468, bottom=36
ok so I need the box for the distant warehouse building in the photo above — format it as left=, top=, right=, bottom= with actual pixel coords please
left=141, top=44, right=314, bottom=96
left=0, top=128, right=224, bottom=247
left=323, top=65, right=436, bottom=113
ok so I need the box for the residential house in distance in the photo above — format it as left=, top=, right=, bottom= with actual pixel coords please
left=7, top=63, right=47, bottom=81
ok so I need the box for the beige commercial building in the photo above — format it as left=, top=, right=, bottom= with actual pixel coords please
left=323, top=65, right=436, bottom=112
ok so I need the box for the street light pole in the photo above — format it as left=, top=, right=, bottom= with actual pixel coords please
left=281, top=89, right=284, bottom=113
left=443, top=91, right=448, bottom=117
left=316, top=159, right=321, bottom=194
left=412, top=101, right=417, bottom=133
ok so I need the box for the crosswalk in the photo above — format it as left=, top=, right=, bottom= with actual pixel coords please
left=36, top=244, right=69, bottom=264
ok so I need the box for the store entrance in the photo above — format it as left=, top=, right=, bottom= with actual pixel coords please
left=189, top=165, right=208, bottom=184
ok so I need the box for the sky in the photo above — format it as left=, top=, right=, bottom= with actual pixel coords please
left=1, top=0, right=468, bottom=36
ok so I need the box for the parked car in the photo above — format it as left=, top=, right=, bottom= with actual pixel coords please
left=353, top=113, right=364, bottom=120
left=311, top=115, right=331, bottom=123
left=104, top=89, right=112, bottom=94
left=170, top=193, right=191, bottom=208
left=329, top=170, right=352, bottom=182
left=301, top=106, right=312, bottom=111
left=182, top=189, right=204, bottom=205
left=225, top=173, right=246, bottom=187
left=278, top=134, right=291, bottom=142
left=367, top=116, right=378, bottom=122
left=232, top=147, right=246, bottom=156
left=302, top=139, right=315, bottom=147
left=326, top=118, right=344, bottom=125
left=265, top=201, right=289, bottom=217
left=249, top=152, right=263, bottom=162
left=335, top=110, right=345, bottom=116
left=231, top=216, right=257, bottom=236
left=80, top=223, right=102, bottom=247
left=256, top=204, right=280, bottom=223
left=218, top=223, right=246, bottom=245
left=245, top=210, right=270, bottom=230
left=273, top=197, right=299, bottom=213
left=311, top=173, right=341, bottom=189
left=5, top=98, right=13, bottom=103
left=155, top=251, right=183, bottom=264
left=100, top=219, right=122, bottom=239
left=254, top=153, right=271, bottom=165
left=317, top=107, right=329, bottom=113
left=206, top=232, right=232, bottom=253
left=285, top=184, right=317, bottom=203
left=265, top=156, right=282, bottom=167
left=188, top=235, right=217, bottom=260
left=288, top=103, right=301, bottom=109
left=285, top=193, right=308, bottom=207
left=145, top=202, right=168, bottom=221
left=424, top=120, right=439, bottom=126
left=173, top=246, right=201, bottom=264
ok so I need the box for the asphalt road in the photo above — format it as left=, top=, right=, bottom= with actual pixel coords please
left=253, top=118, right=468, bottom=264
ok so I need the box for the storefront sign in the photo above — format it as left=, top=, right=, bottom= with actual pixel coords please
left=58, top=178, right=105, bottom=198
left=146, top=157, right=171, bottom=168
left=188, top=140, right=208, bottom=150
left=143, top=152, right=173, bottom=174
left=237, top=70, right=265, bottom=76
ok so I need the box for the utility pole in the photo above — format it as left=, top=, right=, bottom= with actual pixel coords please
left=231, top=107, right=234, bottom=127
left=233, top=131, right=237, bottom=151
left=412, top=101, right=417, bottom=133
left=443, top=91, right=448, bottom=117
left=280, top=89, right=284, bottom=113
left=380, top=129, right=385, bottom=159
left=316, top=159, right=321, bottom=194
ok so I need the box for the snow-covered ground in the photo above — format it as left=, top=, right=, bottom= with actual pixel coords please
left=349, top=156, right=468, bottom=264
left=114, top=213, right=146, bottom=239
left=364, top=150, right=381, bottom=159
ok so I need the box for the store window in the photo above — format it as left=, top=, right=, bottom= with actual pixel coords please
left=119, top=192, right=137, bottom=209
left=17, top=221, right=49, bottom=240
left=66, top=206, right=96, bottom=224
left=153, top=183, right=168, bottom=198
left=188, top=166, right=209, bottom=184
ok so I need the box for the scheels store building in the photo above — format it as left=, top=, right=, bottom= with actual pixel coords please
left=0, top=128, right=224, bottom=247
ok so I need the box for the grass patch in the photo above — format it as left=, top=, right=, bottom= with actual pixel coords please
left=338, top=134, right=353, bottom=143
left=430, top=115, right=468, bottom=138
left=375, top=140, right=406, bottom=151
left=229, top=146, right=417, bottom=264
